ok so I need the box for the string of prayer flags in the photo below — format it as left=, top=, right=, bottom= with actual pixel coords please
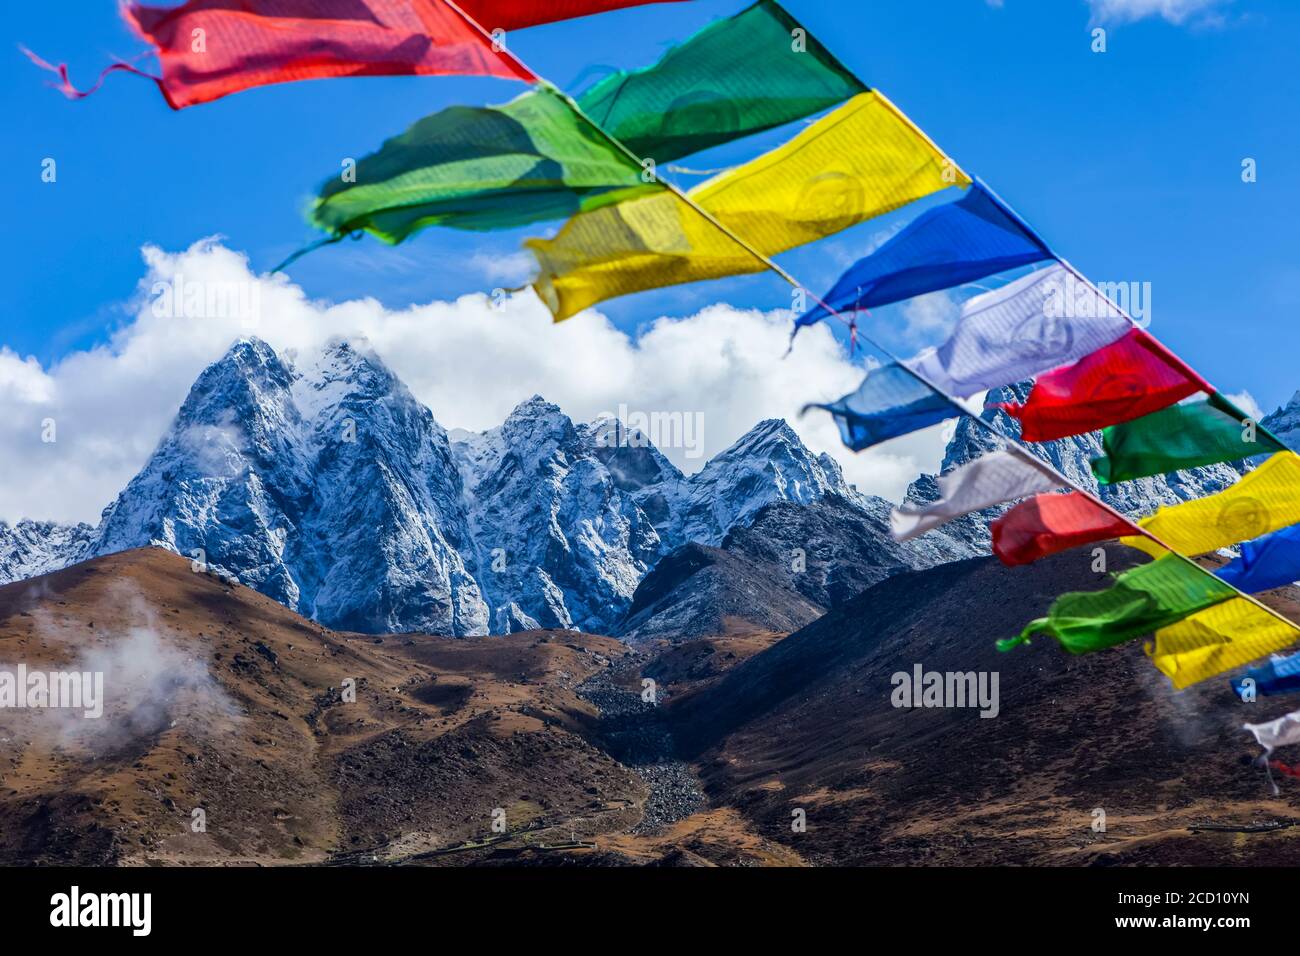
left=1148, top=597, right=1300, bottom=689
left=803, top=363, right=955, bottom=452
left=997, top=556, right=1236, bottom=654
left=904, top=263, right=1131, bottom=399
left=309, top=0, right=865, bottom=241
left=994, top=328, right=1211, bottom=443
left=527, top=91, right=968, bottom=320
left=576, top=0, right=866, bottom=160
left=1092, top=393, right=1284, bottom=485
left=1121, top=451, right=1300, bottom=559
left=795, top=181, right=1053, bottom=334
left=1232, top=652, right=1300, bottom=701
left=990, top=491, right=1139, bottom=566
left=1218, top=524, right=1300, bottom=595
left=889, top=447, right=1061, bottom=543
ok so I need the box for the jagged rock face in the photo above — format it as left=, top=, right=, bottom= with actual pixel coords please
left=92, top=339, right=314, bottom=609
left=449, top=404, right=878, bottom=635
left=30, top=341, right=1281, bottom=638
left=0, top=520, right=94, bottom=584
left=90, top=338, right=490, bottom=636
left=18, top=338, right=868, bottom=635
left=290, top=343, right=488, bottom=635
left=452, top=397, right=663, bottom=635
left=618, top=542, right=825, bottom=643
left=673, top=420, right=859, bottom=547
left=587, top=419, right=687, bottom=532
left=1263, top=391, right=1300, bottom=451
left=615, top=492, right=982, bottom=642
left=721, top=493, right=977, bottom=610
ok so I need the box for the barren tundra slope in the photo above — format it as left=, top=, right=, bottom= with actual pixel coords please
left=0, top=548, right=794, bottom=866
left=670, top=550, right=1300, bottom=866
left=0, top=548, right=648, bottom=865
left=6, top=545, right=1300, bottom=867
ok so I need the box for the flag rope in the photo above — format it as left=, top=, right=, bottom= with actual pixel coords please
left=443, top=0, right=1300, bottom=644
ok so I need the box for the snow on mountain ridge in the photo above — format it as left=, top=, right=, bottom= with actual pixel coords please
left=88, top=337, right=489, bottom=635
left=6, top=338, right=865, bottom=635
left=0, top=519, right=95, bottom=584
left=15, top=343, right=1288, bottom=634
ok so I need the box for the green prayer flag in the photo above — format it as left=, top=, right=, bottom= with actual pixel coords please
left=1091, top=393, right=1285, bottom=485
left=997, top=556, right=1236, bottom=654
left=576, top=0, right=866, bottom=160
left=311, top=85, right=646, bottom=241
left=307, top=0, right=866, bottom=243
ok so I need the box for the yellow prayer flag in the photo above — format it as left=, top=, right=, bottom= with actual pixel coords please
left=1122, top=451, right=1300, bottom=558
left=1147, top=597, right=1300, bottom=689
left=527, top=91, right=969, bottom=320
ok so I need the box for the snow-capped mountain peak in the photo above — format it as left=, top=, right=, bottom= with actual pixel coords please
left=674, top=417, right=861, bottom=546
left=1262, top=391, right=1300, bottom=451
left=2, top=336, right=939, bottom=636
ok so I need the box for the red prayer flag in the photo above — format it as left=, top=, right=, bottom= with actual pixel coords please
left=125, top=0, right=538, bottom=108
left=991, top=491, right=1138, bottom=567
left=31, top=0, right=543, bottom=109
left=454, top=0, right=687, bottom=32
left=993, top=328, right=1211, bottom=442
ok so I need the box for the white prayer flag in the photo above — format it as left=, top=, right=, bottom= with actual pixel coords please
left=891, top=447, right=1063, bottom=542
left=1244, top=709, right=1300, bottom=756
left=905, top=263, right=1132, bottom=398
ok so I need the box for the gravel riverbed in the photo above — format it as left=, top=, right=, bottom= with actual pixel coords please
left=578, top=653, right=706, bottom=834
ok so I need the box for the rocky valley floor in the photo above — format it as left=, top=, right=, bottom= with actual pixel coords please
left=2, top=547, right=1299, bottom=867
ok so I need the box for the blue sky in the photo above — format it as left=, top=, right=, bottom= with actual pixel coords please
left=2, top=0, right=1297, bottom=415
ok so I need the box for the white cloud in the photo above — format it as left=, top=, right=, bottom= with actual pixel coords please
left=1224, top=390, right=1263, bottom=422
left=1086, top=0, right=1230, bottom=25
left=2, top=240, right=951, bottom=525
left=466, top=249, right=537, bottom=286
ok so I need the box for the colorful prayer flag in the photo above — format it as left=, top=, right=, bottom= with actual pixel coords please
left=990, top=491, right=1138, bottom=566
left=1232, top=652, right=1300, bottom=700
left=1122, top=451, right=1300, bottom=559
left=455, top=0, right=687, bottom=32
left=309, top=0, right=866, bottom=241
left=1149, top=597, right=1300, bottom=689
left=904, top=264, right=1131, bottom=399
left=1218, top=523, right=1300, bottom=595
left=795, top=181, right=1052, bottom=333
left=994, top=328, right=1211, bottom=442
left=804, top=362, right=955, bottom=452
left=119, top=0, right=535, bottom=108
left=577, top=0, right=866, bottom=160
left=311, top=85, right=648, bottom=241
left=1092, top=393, right=1284, bottom=485
left=998, top=556, right=1236, bottom=654
left=1245, top=709, right=1300, bottom=756
left=527, top=91, right=968, bottom=320
left=1244, top=708, right=1300, bottom=791
left=890, top=447, right=1061, bottom=543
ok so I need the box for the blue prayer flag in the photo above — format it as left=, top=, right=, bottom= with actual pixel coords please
left=803, top=362, right=956, bottom=452
left=1232, top=651, right=1300, bottom=700
left=1218, top=523, right=1300, bottom=595
left=795, top=180, right=1053, bottom=333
